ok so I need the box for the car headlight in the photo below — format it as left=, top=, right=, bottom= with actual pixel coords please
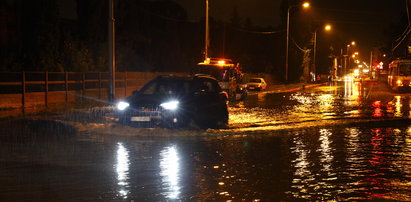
left=396, top=80, right=403, bottom=86
left=116, top=101, right=130, bottom=111
left=160, top=100, right=179, bottom=110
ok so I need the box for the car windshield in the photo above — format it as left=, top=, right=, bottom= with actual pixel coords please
left=249, top=78, right=262, bottom=83
left=139, top=79, right=190, bottom=95
left=399, top=63, right=411, bottom=76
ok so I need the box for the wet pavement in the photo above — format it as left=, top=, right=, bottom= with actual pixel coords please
left=0, top=79, right=410, bottom=201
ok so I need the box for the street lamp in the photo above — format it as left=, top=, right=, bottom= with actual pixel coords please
left=313, top=24, right=331, bottom=81
left=108, top=0, right=116, bottom=103
left=345, top=41, right=356, bottom=74
left=204, top=0, right=209, bottom=60
left=285, top=2, right=310, bottom=82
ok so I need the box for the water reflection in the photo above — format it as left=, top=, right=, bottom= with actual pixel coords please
left=286, top=125, right=411, bottom=200
left=394, top=96, right=403, bottom=117
left=318, top=129, right=334, bottom=172
left=290, top=133, right=313, bottom=199
left=227, top=79, right=409, bottom=132
left=344, top=79, right=353, bottom=97
left=160, top=145, right=181, bottom=199
left=344, top=80, right=363, bottom=107
left=318, top=94, right=335, bottom=117
left=0, top=120, right=410, bottom=201
left=257, top=92, right=267, bottom=102
left=372, top=101, right=384, bottom=117
left=387, top=95, right=411, bottom=118
left=115, top=142, right=130, bottom=198
left=346, top=126, right=411, bottom=201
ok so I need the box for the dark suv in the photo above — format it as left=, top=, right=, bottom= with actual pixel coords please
left=115, top=75, right=229, bottom=129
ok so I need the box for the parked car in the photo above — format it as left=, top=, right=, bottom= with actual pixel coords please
left=115, top=75, right=229, bottom=129
left=246, top=77, right=267, bottom=91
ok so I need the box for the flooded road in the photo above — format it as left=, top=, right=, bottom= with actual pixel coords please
left=229, top=80, right=410, bottom=132
left=1, top=80, right=410, bottom=201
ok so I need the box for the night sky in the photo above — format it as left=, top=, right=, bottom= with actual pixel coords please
left=172, top=0, right=408, bottom=61
left=57, top=0, right=408, bottom=61
left=4, top=0, right=408, bottom=74
left=172, top=0, right=284, bottom=26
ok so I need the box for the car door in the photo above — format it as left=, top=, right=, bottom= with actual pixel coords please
left=191, top=78, right=225, bottom=122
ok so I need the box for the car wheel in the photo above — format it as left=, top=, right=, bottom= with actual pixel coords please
left=217, top=110, right=229, bottom=129
left=209, top=104, right=229, bottom=129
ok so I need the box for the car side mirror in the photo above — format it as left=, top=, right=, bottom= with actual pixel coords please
left=132, top=90, right=140, bottom=96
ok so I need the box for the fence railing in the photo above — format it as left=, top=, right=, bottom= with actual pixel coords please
left=0, top=71, right=184, bottom=109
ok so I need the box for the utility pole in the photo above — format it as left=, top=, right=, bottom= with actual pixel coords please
left=285, top=7, right=291, bottom=82
left=204, top=0, right=209, bottom=60
left=370, top=51, right=373, bottom=72
left=313, top=30, right=317, bottom=78
left=108, top=0, right=115, bottom=103
left=340, top=48, right=343, bottom=78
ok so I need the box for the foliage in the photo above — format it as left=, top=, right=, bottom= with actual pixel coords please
left=1, top=0, right=303, bottom=81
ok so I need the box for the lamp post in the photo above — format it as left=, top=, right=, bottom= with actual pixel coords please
left=204, top=0, right=209, bottom=60
left=285, top=2, right=310, bottom=82
left=345, top=41, right=355, bottom=75
left=312, top=24, right=331, bottom=80
left=108, top=0, right=115, bottom=103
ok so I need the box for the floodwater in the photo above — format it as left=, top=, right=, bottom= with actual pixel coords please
left=0, top=80, right=411, bottom=201
left=228, top=80, right=410, bottom=132
left=1, top=121, right=410, bottom=201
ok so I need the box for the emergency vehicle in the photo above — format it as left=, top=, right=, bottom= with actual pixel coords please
left=196, top=58, right=247, bottom=101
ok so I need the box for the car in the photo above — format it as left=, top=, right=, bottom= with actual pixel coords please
left=246, top=77, right=267, bottom=91
left=115, top=75, right=229, bottom=129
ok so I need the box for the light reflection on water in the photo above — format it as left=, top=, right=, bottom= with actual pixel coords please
left=159, top=145, right=181, bottom=199
left=228, top=81, right=410, bottom=131
left=387, top=95, right=411, bottom=118
left=344, top=80, right=363, bottom=107
left=115, top=142, right=130, bottom=198
left=0, top=121, right=410, bottom=201
left=394, top=96, right=403, bottom=117
left=287, top=125, right=411, bottom=201
left=290, top=133, right=313, bottom=199
left=288, top=129, right=338, bottom=200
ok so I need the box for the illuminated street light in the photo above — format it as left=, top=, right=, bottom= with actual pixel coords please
left=285, top=1, right=310, bottom=82
left=325, top=24, right=331, bottom=31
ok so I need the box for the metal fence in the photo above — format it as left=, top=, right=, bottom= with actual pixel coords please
left=0, top=71, right=183, bottom=108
